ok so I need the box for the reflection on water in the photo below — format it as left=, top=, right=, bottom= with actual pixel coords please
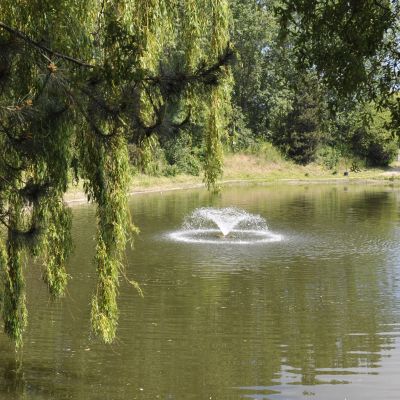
left=1, top=184, right=400, bottom=399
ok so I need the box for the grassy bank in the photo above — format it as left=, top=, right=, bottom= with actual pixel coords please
left=64, top=150, right=400, bottom=204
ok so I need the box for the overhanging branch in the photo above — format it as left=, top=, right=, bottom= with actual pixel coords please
left=0, top=22, right=95, bottom=68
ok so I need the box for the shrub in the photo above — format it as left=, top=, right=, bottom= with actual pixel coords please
left=164, top=132, right=202, bottom=176
left=350, top=104, right=398, bottom=167
left=318, top=146, right=341, bottom=170
left=247, top=140, right=284, bottom=163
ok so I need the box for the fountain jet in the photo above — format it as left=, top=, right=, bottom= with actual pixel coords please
left=169, top=207, right=282, bottom=245
left=184, top=207, right=267, bottom=236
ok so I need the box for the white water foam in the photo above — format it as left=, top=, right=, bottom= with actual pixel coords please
left=169, top=228, right=282, bottom=245
left=169, top=207, right=283, bottom=245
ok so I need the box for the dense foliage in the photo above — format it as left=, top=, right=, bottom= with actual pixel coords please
left=276, top=0, right=399, bottom=98
left=229, top=0, right=399, bottom=165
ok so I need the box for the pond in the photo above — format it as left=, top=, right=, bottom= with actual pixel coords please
left=1, top=184, right=400, bottom=399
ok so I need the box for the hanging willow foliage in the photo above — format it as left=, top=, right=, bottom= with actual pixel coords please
left=0, top=0, right=233, bottom=345
left=205, top=0, right=232, bottom=189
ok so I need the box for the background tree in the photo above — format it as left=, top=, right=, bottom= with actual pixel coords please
left=276, top=0, right=400, bottom=123
left=230, top=0, right=295, bottom=145
left=271, top=72, right=328, bottom=164
left=230, top=0, right=331, bottom=164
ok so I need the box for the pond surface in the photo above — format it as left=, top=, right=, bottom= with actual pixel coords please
left=1, top=184, right=400, bottom=399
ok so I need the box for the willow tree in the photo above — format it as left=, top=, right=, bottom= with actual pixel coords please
left=0, top=0, right=232, bottom=346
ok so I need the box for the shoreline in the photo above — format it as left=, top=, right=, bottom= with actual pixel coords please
left=64, top=153, right=400, bottom=206
left=64, top=174, right=400, bottom=206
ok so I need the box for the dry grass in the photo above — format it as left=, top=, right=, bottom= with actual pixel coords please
left=64, top=152, right=400, bottom=205
left=222, top=153, right=395, bottom=182
left=223, top=153, right=325, bottom=180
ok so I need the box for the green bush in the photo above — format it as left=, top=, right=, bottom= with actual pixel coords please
left=318, top=146, right=341, bottom=170
left=350, top=105, right=398, bottom=167
left=163, top=164, right=179, bottom=177
left=246, top=140, right=284, bottom=163
left=164, top=132, right=202, bottom=176
left=367, top=140, right=398, bottom=167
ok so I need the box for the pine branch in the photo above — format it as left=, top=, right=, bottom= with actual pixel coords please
left=145, top=45, right=234, bottom=88
left=0, top=22, right=95, bottom=68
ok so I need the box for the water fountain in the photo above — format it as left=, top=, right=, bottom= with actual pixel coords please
left=169, top=207, right=282, bottom=244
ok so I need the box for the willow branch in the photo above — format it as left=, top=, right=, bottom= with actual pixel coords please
left=0, top=22, right=95, bottom=68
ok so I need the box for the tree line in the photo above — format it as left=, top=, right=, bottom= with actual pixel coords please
left=229, top=0, right=399, bottom=169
